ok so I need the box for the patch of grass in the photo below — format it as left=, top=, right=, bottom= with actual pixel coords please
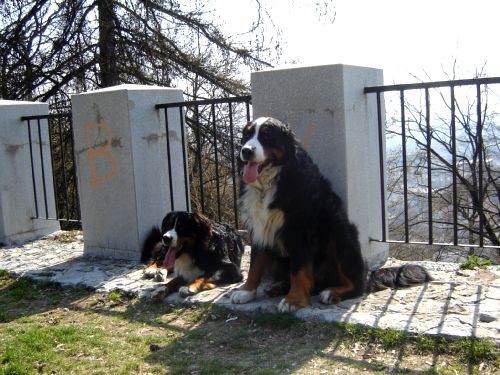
left=5, top=277, right=41, bottom=301
left=253, top=312, right=303, bottom=329
left=164, top=357, right=243, bottom=375
left=416, top=335, right=449, bottom=355
left=253, top=369, right=280, bottom=375
left=460, top=255, right=493, bottom=269
left=339, top=322, right=367, bottom=340
left=374, top=329, right=408, bottom=349
left=106, top=290, right=135, bottom=304
left=0, top=312, right=8, bottom=323
left=2, top=276, right=63, bottom=302
left=179, top=304, right=230, bottom=324
left=107, top=290, right=124, bottom=302
left=340, top=323, right=498, bottom=362
left=0, top=269, right=9, bottom=280
left=453, top=337, right=499, bottom=365
left=0, top=325, right=107, bottom=374
left=0, top=274, right=89, bottom=324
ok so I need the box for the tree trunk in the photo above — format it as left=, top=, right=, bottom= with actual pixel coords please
left=97, top=0, right=118, bottom=87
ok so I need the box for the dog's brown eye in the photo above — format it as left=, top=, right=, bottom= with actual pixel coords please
left=259, top=125, right=271, bottom=137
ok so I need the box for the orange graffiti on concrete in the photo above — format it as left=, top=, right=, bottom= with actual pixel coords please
left=302, top=123, right=317, bottom=150
left=85, top=122, right=119, bottom=188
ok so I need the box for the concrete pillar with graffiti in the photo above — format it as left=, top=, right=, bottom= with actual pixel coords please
left=71, top=85, right=188, bottom=260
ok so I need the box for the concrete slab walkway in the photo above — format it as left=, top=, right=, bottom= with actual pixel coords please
left=0, top=231, right=498, bottom=344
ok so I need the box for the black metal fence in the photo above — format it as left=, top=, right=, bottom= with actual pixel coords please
left=19, top=79, right=499, bottom=252
left=20, top=112, right=81, bottom=229
left=365, top=77, right=500, bottom=250
left=156, top=96, right=252, bottom=229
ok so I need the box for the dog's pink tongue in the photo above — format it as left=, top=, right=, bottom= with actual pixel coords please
left=243, top=162, right=260, bottom=184
left=163, top=247, right=177, bottom=269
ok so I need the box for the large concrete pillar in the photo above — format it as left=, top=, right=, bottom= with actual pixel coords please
left=0, top=100, right=59, bottom=245
left=71, top=85, right=188, bottom=260
left=251, top=64, right=388, bottom=269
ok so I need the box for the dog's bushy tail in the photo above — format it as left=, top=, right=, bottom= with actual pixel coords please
left=141, top=226, right=162, bottom=263
left=366, top=264, right=432, bottom=293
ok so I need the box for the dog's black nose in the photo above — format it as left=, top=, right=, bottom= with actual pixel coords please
left=241, top=146, right=255, bottom=160
left=162, top=233, right=173, bottom=245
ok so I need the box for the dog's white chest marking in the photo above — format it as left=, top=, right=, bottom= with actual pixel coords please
left=239, top=169, right=284, bottom=249
left=174, top=253, right=203, bottom=282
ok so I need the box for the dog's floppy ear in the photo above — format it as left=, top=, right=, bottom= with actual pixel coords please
left=161, top=211, right=175, bottom=232
left=280, top=122, right=299, bottom=161
left=192, top=212, right=212, bottom=241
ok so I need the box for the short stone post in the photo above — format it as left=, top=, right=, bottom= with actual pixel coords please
left=71, top=85, right=188, bottom=260
left=251, top=64, right=388, bottom=269
left=0, top=100, right=60, bottom=245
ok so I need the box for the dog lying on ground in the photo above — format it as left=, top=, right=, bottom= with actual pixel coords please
left=141, top=211, right=244, bottom=298
left=231, top=117, right=431, bottom=312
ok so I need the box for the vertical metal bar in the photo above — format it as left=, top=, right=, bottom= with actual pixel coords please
left=476, top=84, right=484, bottom=247
left=47, top=117, right=63, bottom=220
left=245, top=99, right=251, bottom=122
left=47, top=117, right=60, bottom=220
left=376, top=92, right=387, bottom=242
left=451, top=86, right=458, bottom=245
left=400, top=90, right=409, bottom=242
left=164, top=108, right=175, bottom=211
left=27, top=119, right=39, bottom=218
left=68, top=115, right=81, bottom=222
left=57, top=116, right=71, bottom=221
left=178, top=107, right=190, bottom=212
left=425, top=88, right=433, bottom=244
left=194, top=105, right=205, bottom=213
left=37, top=118, right=49, bottom=219
left=211, top=103, right=222, bottom=222
left=228, top=102, right=239, bottom=229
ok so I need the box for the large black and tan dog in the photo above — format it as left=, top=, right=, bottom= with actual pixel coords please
left=231, top=117, right=430, bottom=312
left=142, top=211, right=244, bottom=297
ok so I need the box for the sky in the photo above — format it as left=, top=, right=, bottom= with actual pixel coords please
left=216, top=0, right=500, bottom=84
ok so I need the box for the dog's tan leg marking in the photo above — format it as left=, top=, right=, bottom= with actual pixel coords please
left=278, top=265, right=313, bottom=313
left=319, top=266, right=354, bottom=304
left=179, top=277, right=216, bottom=297
left=231, top=250, right=268, bottom=304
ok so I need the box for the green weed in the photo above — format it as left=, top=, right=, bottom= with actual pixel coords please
left=460, top=255, right=493, bottom=269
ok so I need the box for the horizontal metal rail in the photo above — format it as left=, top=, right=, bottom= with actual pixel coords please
left=21, top=113, right=72, bottom=121
left=365, top=76, right=500, bottom=93
left=370, top=238, right=500, bottom=249
left=155, top=95, right=252, bottom=109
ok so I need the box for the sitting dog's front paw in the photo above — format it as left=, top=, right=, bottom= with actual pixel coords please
left=231, top=289, right=256, bottom=304
left=277, top=298, right=300, bottom=313
left=154, top=269, right=168, bottom=282
left=319, top=289, right=341, bottom=304
left=179, top=286, right=196, bottom=297
left=150, top=286, right=169, bottom=302
left=143, top=267, right=157, bottom=279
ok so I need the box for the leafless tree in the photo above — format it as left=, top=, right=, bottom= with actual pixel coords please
left=0, top=0, right=278, bottom=101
